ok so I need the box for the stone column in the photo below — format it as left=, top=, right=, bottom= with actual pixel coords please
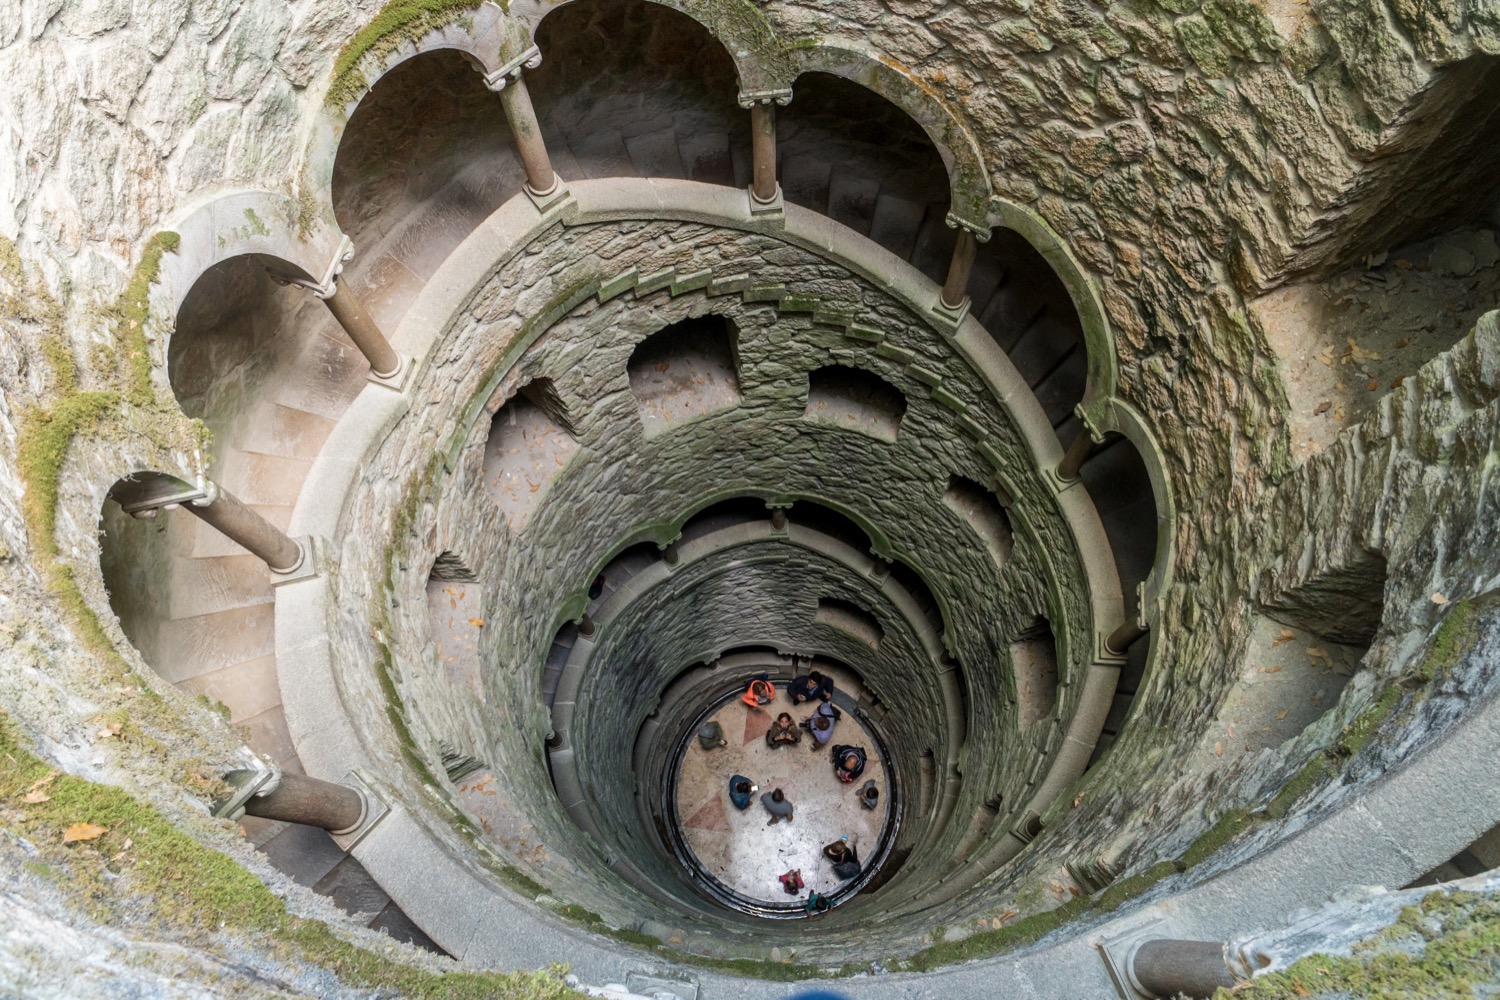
left=230, top=771, right=365, bottom=833
left=941, top=230, right=979, bottom=309
left=485, top=48, right=559, bottom=198
left=320, top=281, right=402, bottom=379
left=1129, top=939, right=1238, bottom=999
left=187, top=485, right=304, bottom=574
left=750, top=102, right=778, bottom=203
left=1106, top=618, right=1148, bottom=657
left=740, top=89, right=791, bottom=206
left=1056, top=425, right=1097, bottom=483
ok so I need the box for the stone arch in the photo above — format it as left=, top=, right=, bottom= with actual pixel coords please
left=159, top=190, right=347, bottom=347
left=789, top=42, right=992, bottom=234
left=988, top=196, right=1119, bottom=407
left=508, top=0, right=786, bottom=97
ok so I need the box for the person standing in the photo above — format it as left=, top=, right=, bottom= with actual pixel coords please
left=802, top=702, right=840, bottom=750
left=765, top=712, right=800, bottom=748
left=762, top=787, right=794, bottom=825
left=788, top=670, right=834, bottom=704
left=831, top=744, right=867, bottom=782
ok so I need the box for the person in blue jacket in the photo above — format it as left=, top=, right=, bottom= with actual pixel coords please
left=728, top=775, right=756, bottom=810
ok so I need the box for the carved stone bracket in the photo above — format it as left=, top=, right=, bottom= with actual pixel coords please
left=484, top=44, right=543, bottom=92
left=945, top=210, right=993, bottom=242
left=737, top=87, right=793, bottom=108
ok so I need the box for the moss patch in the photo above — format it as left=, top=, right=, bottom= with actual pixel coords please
left=326, top=0, right=486, bottom=109
left=0, top=713, right=584, bottom=998
left=1214, top=889, right=1500, bottom=999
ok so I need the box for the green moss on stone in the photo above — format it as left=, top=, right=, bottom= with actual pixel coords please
left=326, top=0, right=487, bottom=109
left=1214, top=890, right=1500, bottom=999
left=108, top=231, right=180, bottom=406
left=0, top=713, right=584, bottom=997
left=1093, top=859, right=1182, bottom=913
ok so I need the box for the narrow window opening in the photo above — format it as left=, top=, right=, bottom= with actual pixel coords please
left=804, top=365, right=906, bottom=442
left=1011, top=617, right=1059, bottom=729
left=627, top=315, right=741, bottom=436
left=943, top=475, right=1014, bottom=569
left=425, top=551, right=485, bottom=703
left=815, top=597, right=883, bottom=648
left=482, top=380, right=580, bottom=531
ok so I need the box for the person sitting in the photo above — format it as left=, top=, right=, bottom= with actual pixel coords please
left=696, top=720, right=728, bottom=749
left=762, top=787, right=794, bottom=826
left=804, top=890, right=831, bottom=916
left=823, top=835, right=861, bottom=880
left=765, top=712, right=800, bottom=748
left=728, top=775, right=756, bottom=810
left=858, top=778, right=880, bottom=810
left=778, top=868, right=805, bottom=895
left=740, top=677, right=775, bottom=708
left=788, top=670, right=834, bottom=705
left=801, top=702, right=840, bottom=750
left=832, top=744, right=867, bottom=783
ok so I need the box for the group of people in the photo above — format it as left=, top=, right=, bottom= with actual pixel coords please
left=697, top=670, right=883, bottom=916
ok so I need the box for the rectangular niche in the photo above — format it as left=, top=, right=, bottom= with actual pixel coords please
left=627, top=314, right=741, bottom=437
left=943, top=475, right=1014, bottom=568
left=1010, top=618, right=1058, bottom=728
left=425, top=551, right=485, bottom=703
left=804, top=364, right=906, bottom=442
left=482, top=378, right=579, bottom=532
left=816, top=597, right=883, bottom=648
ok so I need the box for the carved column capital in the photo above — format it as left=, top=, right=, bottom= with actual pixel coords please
left=483, top=45, right=543, bottom=92
left=737, top=87, right=792, bottom=109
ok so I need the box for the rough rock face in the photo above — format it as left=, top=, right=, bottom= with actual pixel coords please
left=2, top=0, right=1499, bottom=992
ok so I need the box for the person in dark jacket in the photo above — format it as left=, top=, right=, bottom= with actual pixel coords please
left=697, top=719, right=728, bottom=749
left=858, top=778, right=880, bottom=810
left=832, top=744, right=867, bottom=782
left=728, top=775, right=756, bottom=810
left=788, top=670, right=834, bottom=704
left=823, top=835, right=861, bottom=880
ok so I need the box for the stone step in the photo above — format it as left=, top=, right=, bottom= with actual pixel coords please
left=624, top=128, right=686, bottom=179
left=779, top=153, right=833, bottom=215
left=567, top=128, right=636, bottom=179
left=165, top=553, right=272, bottom=620
left=235, top=403, right=337, bottom=462
left=676, top=130, right=736, bottom=187
left=867, top=193, right=926, bottom=262
left=177, top=653, right=281, bottom=724
left=152, top=603, right=275, bottom=682
left=826, top=171, right=881, bottom=237
left=218, top=451, right=313, bottom=508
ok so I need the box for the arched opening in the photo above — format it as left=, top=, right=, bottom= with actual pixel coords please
left=531, top=0, right=748, bottom=185
left=627, top=314, right=742, bottom=436
left=426, top=551, right=485, bottom=703
left=482, top=378, right=580, bottom=531
left=677, top=495, right=770, bottom=544
left=943, top=475, right=1014, bottom=569
left=963, top=230, right=1089, bottom=445
left=1077, top=435, right=1159, bottom=626
left=805, top=364, right=906, bottom=442
left=815, top=596, right=884, bottom=649
left=786, top=499, right=875, bottom=556
left=781, top=71, right=954, bottom=283
left=1009, top=618, right=1059, bottom=729
left=332, top=48, right=527, bottom=294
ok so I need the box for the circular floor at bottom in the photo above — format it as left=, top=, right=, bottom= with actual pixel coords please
left=674, top=690, right=891, bottom=908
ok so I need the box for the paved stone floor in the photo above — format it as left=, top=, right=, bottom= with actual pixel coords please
left=675, top=687, right=891, bottom=907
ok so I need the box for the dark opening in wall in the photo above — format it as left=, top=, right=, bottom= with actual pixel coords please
left=542, top=620, right=581, bottom=708
left=779, top=71, right=953, bottom=282
left=677, top=496, right=771, bottom=544
left=627, top=315, right=741, bottom=437
left=1405, top=819, right=1500, bottom=888
left=805, top=365, right=906, bottom=442
left=1088, top=633, right=1149, bottom=767
left=815, top=597, right=884, bottom=649
left=1077, top=435, right=1158, bottom=624
left=1262, top=547, right=1388, bottom=648
left=887, top=559, right=945, bottom=639
left=483, top=379, right=580, bottom=531
left=1010, top=618, right=1058, bottom=729
left=963, top=229, right=1087, bottom=444
left=943, top=475, right=1014, bottom=569
left=786, top=499, right=874, bottom=555
left=332, top=49, right=525, bottom=265
left=531, top=0, right=748, bottom=186
left=426, top=552, right=484, bottom=702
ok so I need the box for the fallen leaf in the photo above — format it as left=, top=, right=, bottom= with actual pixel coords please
left=1366, top=379, right=1380, bottom=391
left=22, top=790, right=50, bottom=804
left=1073, top=791, right=1086, bottom=808
left=96, top=722, right=122, bottom=740
left=468, top=618, right=485, bottom=628
left=1390, top=376, right=1405, bottom=389
left=1227, top=724, right=1236, bottom=739
left=1213, top=741, right=1225, bottom=757
left=1307, top=646, right=1333, bottom=667
left=1272, top=629, right=1296, bottom=647
left=1313, top=400, right=1331, bottom=415
left=28, top=773, right=57, bottom=792
left=1262, top=665, right=1283, bottom=675
left=1432, top=592, right=1450, bottom=605
left=63, top=822, right=108, bottom=844
left=1394, top=338, right=1410, bottom=349
left=1277, top=709, right=1290, bottom=720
